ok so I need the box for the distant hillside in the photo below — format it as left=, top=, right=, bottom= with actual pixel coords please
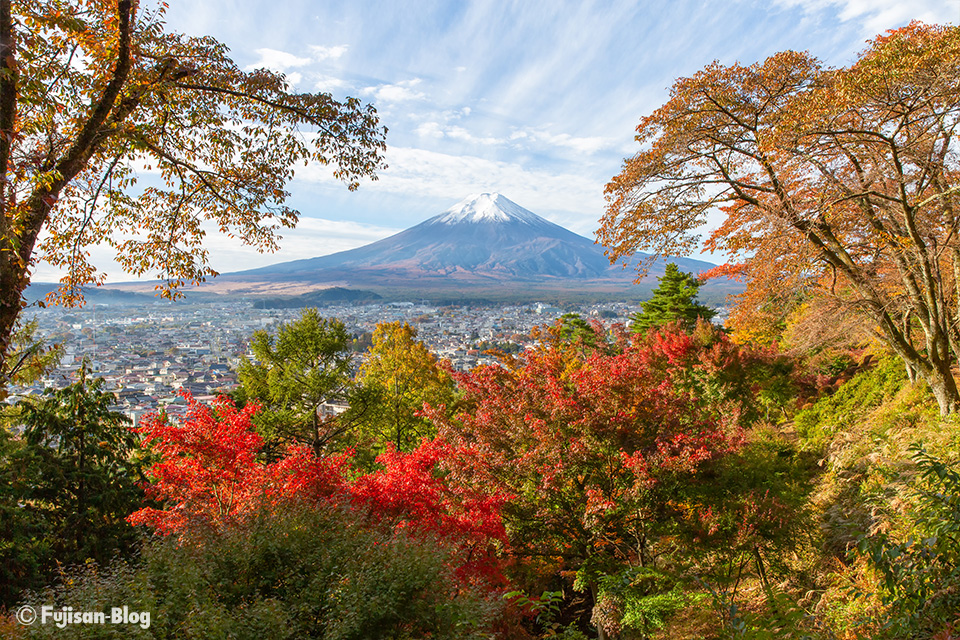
left=251, top=287, right=383, bottom=309
left=23, top=283, right=160, bottom=306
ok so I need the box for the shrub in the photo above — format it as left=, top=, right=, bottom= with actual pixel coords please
left=19, top=502, right=500, bottom=639
left=855, top=445, right=960, bottom=639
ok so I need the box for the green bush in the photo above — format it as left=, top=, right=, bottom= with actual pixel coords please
left=20, top=503, right=500, bottom=639
left=855, top=445, right=960, bottom=639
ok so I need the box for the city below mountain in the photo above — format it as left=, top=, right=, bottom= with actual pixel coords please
left=208, top=193, right=735, bottom=302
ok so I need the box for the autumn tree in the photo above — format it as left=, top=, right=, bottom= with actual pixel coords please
left=0, top=0, right=386, bottom=371
left=236, top=309, right=354, bottom=455
left=599, top=23, right=960, bottom=415
left=130, top=392, right=507, bottom=585
left=631, top=263, right=716, bottom=333
left=356, top=321, right=454, bottom=453
left=129, top=392, right=352, bottom=536
left=92, top=391, right=506, bottom=637
left=428, top=320, right=753, bottom=638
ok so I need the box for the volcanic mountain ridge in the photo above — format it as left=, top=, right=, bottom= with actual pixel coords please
left=221, top=193, right=718, bottom=292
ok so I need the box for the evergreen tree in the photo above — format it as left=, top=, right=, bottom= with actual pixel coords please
left=236, top=309, right=355, bottom=456
left=557, top=313, right=616, bottom=354
left=0, top=367, right=146, bottom=606
left=631, top=263, right=716, bottom=333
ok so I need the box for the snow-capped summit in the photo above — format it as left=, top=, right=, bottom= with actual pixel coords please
left=429, top=193, right=545, bottom=226
left=228, top=193, right=720, bottom=288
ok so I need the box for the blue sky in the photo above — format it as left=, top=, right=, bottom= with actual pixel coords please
left=43, top=0, right=959, bottom=281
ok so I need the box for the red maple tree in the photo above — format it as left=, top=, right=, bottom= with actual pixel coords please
left=129, top=392, right=506, bottom=583
left=424, top=320, right=758, bottom=615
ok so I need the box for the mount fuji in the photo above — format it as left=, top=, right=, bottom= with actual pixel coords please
left=215, top=193, right=725, bottom=297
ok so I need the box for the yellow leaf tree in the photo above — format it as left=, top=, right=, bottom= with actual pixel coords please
left=0, top=0, right=386, bottom=369
left=357, top=322, right=454, bottom=453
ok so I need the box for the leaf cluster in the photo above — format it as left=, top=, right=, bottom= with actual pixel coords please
left=0, top=368, right=147, bottom=607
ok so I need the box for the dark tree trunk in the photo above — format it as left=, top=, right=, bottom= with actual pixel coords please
left=0, top=0, right=135, bottom=368
left=0, top=0, right=18, bottom=368
left=590, top=582, right=609, bottom=640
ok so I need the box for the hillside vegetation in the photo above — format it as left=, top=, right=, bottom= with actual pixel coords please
left=3, top=16, right=960, bottom=640
left=3, top=302, right=959, bottom=639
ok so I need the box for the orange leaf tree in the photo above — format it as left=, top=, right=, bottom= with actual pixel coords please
left=0, top=0, right=386, bottom=369
left=598, top=23, right=960, bottom=415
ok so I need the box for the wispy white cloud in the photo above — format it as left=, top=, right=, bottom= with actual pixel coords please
left=31, top=217, right=400, bottom=283
left=199, top=217, right=398, bottom=272
left=360, top=78, right=427, bottom=103
left=772, top=0, right=956, bottom=35
left=245, top=48, right=311, bottom=71
left=413, top=116, right=612, bottom=155
left=314, top=75, right=346, bottom=91
left=510, top=128, right=611, bottom=155
left=414, top=122, right=444, bottom=139
left=243, top=44, right=350, bottom=90
left=415, top=121, right=502, bottom=145
left=298, top=146, right=605, bottom=230
left=308, top=44, right=349, bottom=60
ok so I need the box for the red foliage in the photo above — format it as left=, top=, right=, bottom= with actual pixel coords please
left=424, top=320, right=748, bottom=584
left=352, top=439, right=508, bottom=582
left=128, top=393, right=351, bottom=535
left=129, top=392, right=506, bottom=583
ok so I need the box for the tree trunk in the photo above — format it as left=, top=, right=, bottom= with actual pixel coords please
left=590, top=582, right=609, bottom=640
left=312, top=408, right=322, bottom=456
left=0, top=0, right=18, bottom=369
left=894, top=345, right=960, bottom=416
left=904, top=363, right=918, bottom=383
left=874, top=301, right=960, bottom=417
left=923, top=358, right=960, bottom=416
left=0, top=258, right=28, bottom=369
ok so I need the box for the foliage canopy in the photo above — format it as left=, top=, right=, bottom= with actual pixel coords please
left=0, top=0, right=386, bottom=368
left=599, top=22, right=960, bottom=414
left=356, top=321, right=454, bottom=453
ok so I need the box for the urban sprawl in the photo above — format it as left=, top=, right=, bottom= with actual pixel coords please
left=9, top=300, right=733, bottom=425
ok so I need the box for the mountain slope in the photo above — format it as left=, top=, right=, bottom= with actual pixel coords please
left=232, top=193, right=716, bottom=284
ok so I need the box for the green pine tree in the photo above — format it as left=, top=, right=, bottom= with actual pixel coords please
left=236, top=309, right=356, bottom=456
left=631, top=263, right=716, bottom=333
